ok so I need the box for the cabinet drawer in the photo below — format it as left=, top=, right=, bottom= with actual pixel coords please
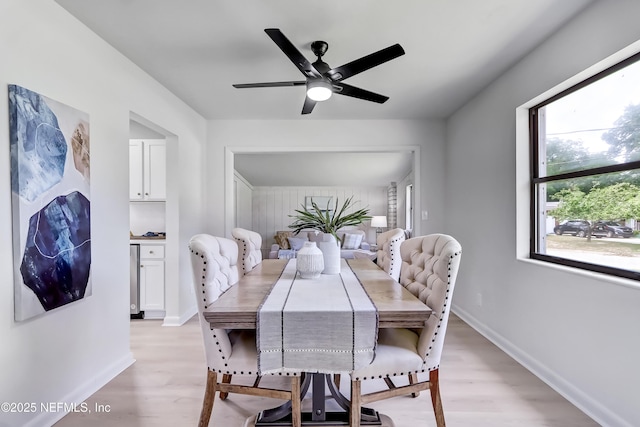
left=140, top=245, right=164, bottom=259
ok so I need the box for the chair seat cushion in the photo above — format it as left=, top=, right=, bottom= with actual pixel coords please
left=351, top=328, right=424, bottom=380
left=221, top=330, right=260, bottom=375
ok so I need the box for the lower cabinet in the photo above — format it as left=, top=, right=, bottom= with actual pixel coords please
left=140, top=244, right=165, bottom=319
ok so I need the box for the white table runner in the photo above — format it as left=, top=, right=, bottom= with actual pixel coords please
left=257, top=259, right=378, bottom=374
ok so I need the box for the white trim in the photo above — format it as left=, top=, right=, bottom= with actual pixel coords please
left=24, top=353, right=134, bottom=427
left=518, top=257, right=640, bottom=291
left=162, top=304, right=197, bottom=326
left=233, top=170, right=254, bottom=190
left=516, top=39, right=640, bottom=279
left=452, top=306, right=632, bottom=427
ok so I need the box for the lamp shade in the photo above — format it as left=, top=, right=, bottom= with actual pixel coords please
left=371, top=216, right=388, bottom=228
left=307, top=80, right=333, bottom=101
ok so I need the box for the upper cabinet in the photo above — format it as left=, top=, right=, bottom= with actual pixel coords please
left=129, top=139, right=166, bottom=201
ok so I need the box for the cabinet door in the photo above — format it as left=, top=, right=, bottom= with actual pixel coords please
left=140, top=260, right=165, bottom=311
left=129, top=141, right=144, bottom=200
left=144, top=141, right=166, bottom=200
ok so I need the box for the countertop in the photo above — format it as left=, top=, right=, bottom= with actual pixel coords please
left=130, top=235, right=166, bottom=244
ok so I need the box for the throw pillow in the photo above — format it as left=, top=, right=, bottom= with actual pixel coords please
left=275, top=231, right=292, bottom=249
left=288, top=236, right=308, bottom=251
left=342, top=233, right=363, bottom=250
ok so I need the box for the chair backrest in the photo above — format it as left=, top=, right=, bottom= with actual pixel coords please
left=188, top=234, right=240, bottom=368
left=231, top=228, right=263, bottom=275
left=376, top=228, right=406, bottom=281
left=398, top=234, right=462, bottom=370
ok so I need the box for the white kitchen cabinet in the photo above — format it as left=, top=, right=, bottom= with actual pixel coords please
left=129, top=139, right=166, bottom=201
left=139, top=243, right=165, bottom=318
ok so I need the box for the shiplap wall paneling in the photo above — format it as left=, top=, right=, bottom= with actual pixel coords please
left=252, top=186, right=387, bottom=256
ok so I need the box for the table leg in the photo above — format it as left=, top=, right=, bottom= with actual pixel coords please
left=257, top=373, right=312, bottom=424
left=256, top=373, right=381, bottom=426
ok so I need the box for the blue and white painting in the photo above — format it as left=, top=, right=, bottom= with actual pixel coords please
left=9, top=85, right=91, bottom=321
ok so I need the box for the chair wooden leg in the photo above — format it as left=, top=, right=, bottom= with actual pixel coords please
left=429, top=369, right=445, bottom=427
left=350, top=379, right=361, bottom=427
left=219, top=373, right=232, bottom=400
left=333, top=374, right=341, bottom=389
left=253, top=375, right=262, bottom=387
left=199, top=369, right=217, bottom=427
left=291, top=376, right=302, bottom=427
left=409, top=372, right=420, bottom=397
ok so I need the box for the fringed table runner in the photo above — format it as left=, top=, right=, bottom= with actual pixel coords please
left=257, top=259, right=378, bottom=374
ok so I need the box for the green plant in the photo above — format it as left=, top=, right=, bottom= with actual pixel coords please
left=289, top=196, right=371, bottom=244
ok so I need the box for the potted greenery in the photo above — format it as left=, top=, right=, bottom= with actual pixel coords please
left=289, top=196, right=371, bottom=274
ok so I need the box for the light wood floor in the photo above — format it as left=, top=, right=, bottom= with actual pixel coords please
left=56, top=314, right=599, bottom=427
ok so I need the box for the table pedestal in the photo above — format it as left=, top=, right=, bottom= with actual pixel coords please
left=255, top=373, right=381, bottom=426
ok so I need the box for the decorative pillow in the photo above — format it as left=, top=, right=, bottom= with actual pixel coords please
left=275, top=231, right=292, bottom=249
left=288, top=236, right=308, bottom=251
left=342, top=232, right=363, bottom=249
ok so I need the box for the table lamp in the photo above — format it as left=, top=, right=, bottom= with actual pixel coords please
left=371, top=216, right=388, bottom=238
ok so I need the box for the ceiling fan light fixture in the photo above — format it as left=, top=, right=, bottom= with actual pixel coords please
left=307, top=81, right=333, bottom=101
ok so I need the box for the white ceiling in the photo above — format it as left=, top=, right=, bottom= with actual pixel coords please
left=56, top=0, right=593, bottom=120
left=58, top=0, right=592, bottom=186
left=235, top=151, right=413, bottom=187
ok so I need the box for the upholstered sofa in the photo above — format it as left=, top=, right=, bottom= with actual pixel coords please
left=268, top=228, right=375, bottom=259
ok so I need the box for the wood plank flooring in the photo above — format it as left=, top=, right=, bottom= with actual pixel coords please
left=55, top=314, right=599, bottom=427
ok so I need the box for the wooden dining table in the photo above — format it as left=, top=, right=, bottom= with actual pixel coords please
left=203, top=258, right=431, bottom=426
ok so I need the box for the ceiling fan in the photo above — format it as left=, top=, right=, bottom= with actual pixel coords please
left=232, top=28, right=405, bottom=115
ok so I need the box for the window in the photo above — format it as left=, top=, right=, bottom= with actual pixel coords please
left=530, top=52, right=640, bottom=281
left=405, top=184, right=413, bottom=231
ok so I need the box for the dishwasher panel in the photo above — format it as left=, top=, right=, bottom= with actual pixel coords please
left=130, top=244, right=141, bottom=316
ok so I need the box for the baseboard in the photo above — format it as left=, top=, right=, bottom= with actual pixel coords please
left=24, top=352, right=135, bottom=427
left=451, top=305, right=632, bottom=427
left=143, top=309, right=165, bottom=320
left=162, top=304, right=196, bottom=326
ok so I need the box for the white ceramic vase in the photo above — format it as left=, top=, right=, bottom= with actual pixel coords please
left=296, top=241, right=324, bottom=279
left=318, top=234, right=341, bottom=275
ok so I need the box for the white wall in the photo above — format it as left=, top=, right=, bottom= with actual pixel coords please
left=206, top=120, right=446, bottom=239
left=234, top=171, right=253, bottom=230
left=0, top=1, right=206, bottom=426
left=446, top=1, right=640, bottom=426
left=252, top=186, right=387, bottom=252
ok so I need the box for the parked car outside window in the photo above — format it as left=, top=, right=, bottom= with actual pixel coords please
left=553, top=220, right=591, bottom=237
left=591, top=221, right=633, bottom=238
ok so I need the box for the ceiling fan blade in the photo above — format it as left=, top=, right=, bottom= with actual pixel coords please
left=326, top=44, right=405, bottom=82
left=264, top=28, right=321, bottom=79
left=233, top=81, right=306, bottom=88
left=301, top=96, right=316, bottom=115
left=333, top=83, right=389, bottom=104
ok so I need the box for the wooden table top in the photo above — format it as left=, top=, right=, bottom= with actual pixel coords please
left=203, top=258, right=431, bottom=329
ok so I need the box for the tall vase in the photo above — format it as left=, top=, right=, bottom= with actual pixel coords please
left=296, top=241, right=324, bottom=279
left=318, top=234, right=341, bottom=275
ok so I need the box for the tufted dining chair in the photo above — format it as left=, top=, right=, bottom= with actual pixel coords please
left=349, top=234, right=462, bottom=427
left=231, top=227, right=263, bottom=275
left=189, top=234, right=302, bottom=427
left=375, top=228, right=406, bottom=282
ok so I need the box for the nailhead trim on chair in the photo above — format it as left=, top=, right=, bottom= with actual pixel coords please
left=234, top=236, right=249, bottom=272
left=212, top=368, right=299, bottom=376
left=191, top=241, right=299, bottom=378
left=418, top=250, right=461, bottom=371
left=353, top=248, right=461, bottom=380
left=189, top=245, right=231, bottom=367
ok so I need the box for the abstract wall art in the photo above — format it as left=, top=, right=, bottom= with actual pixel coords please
left=9, top=85, right=91, bottom=321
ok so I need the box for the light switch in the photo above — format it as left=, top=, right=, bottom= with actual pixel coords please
left=421, top=210, right=428, bottom=220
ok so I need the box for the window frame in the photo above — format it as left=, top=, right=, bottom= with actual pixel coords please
left=529, top=51, right=640, bottom=282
